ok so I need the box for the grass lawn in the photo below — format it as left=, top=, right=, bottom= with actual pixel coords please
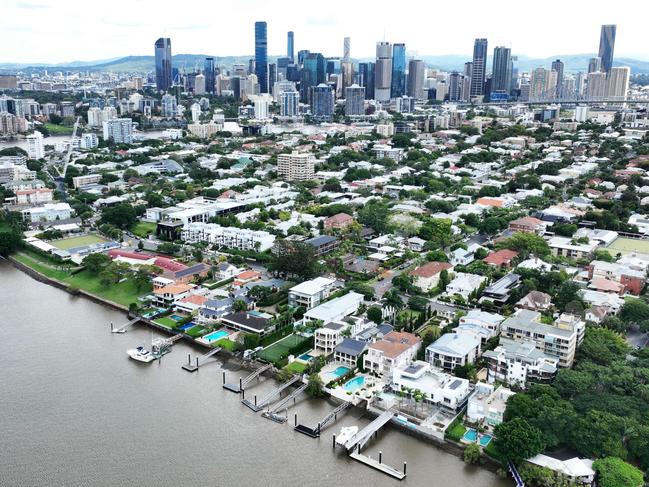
left=214, top=338, right=238, bottom=351
left=43, top=123, right=73, bottom=134
left=605, top=237, right=649, bottom=256
left=130, top=222, right=157, bottom=238
left=445, top=420, right=467, bottom=442
left=50, top=234, right=108, bottom=250
left=154, top=316, right=179, bottom=329
left=186, top=325, right=207, bottom=337
left=284, top=361, right=307, bottom=374
left=258, top=334, right=311, bottom=363
left=13, top=251, right=72, bottom=281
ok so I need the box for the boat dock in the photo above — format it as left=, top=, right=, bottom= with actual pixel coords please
left=343, top=409, right=396, bottom=452
left=294, top=402, right=351, bottom=438
left=349, top=451, right=406, bottom=481
left=242, top=375, right=301, bottom=412
left=261, top=382, right=308, bottom=422
left=223, top=363, right=273, bottom=393
left=111, top=317, right=140, bottom=333
left=181, top=348, right=222, bottom=372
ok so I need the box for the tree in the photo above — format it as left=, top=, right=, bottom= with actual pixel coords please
left=0, top=227, right=22, bottom=256
left=269, top=240, right=320, bottom=281
left=306, top=373, right=325, bottom=398
left=497, top=232, right=550, bottom=257
left=593, top=457, right=644, bottom=487
left=192, top=248, right=204, bottom=262
left=493, top=418, right=545, bottom=464
left=553, top=281, right=584, bottom=313
left=241, top=332, right=260, bottom=350
left=357, top=199, right=391, bottom=233
left=383, top=290, right=404, bottom=310
left=101, top=204, right=137, bottom=229
left=463, top=444, right=481, bottom=465
left=82, top=253, right=111, bottom=274
left=157, top=242, right=180, bottom=255
left=619, top=298, right=649, bottom=326
left=233, top=299, right=248, bottom=312
left=419, top=218, right=453, bottom=248
left=133, top=268, right=152, bottom=291
left=367, top=306, right=383, bottom=324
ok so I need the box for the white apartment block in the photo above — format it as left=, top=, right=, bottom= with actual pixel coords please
left=181, top=222, right=276, bottom=252
left=277, top=152, right=315, bottom=181
left=21, top=202, right=72, bottom=223
left=72, top=173, right=102, bottom=189
left=26, top=131, right=44, bottom=159
left=288, top=276, right=336, bottom=309
left=314, top=322, right=346, bottom=355
left=102, top=118, right=133, bottom=144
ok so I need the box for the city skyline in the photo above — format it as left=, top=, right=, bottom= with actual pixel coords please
left=2, top=0, right=649, bottom=64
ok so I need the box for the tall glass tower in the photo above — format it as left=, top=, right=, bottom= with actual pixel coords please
left=390, top=43, right=406, bottom=98
left=154, top=38, right=172, bottom=92
left=358, top=62, right=375, bottom=100
left=469, top=38, right=488, bottom=98
left=490, top=46, right=512, bottom=95
left=204, top=57, right=215, bottom=94
left=255, top=21, right=268, bottom=93
left=287, top=31, right=294, bottom=63
left=598, top=24, right=616, bottom=74
left=300, top=53, right=325, bottom=103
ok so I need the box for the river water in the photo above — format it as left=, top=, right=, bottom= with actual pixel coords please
left=0, top=261, right=510, bottom=487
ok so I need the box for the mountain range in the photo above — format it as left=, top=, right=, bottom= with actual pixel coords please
left=2, top=53, right=649, bottom=75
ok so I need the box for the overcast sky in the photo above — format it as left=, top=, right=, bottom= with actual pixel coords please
left=2, top=0, right=648, bottom=63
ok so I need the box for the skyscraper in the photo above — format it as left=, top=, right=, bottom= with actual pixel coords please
left=287, top=31, right=294, bottom=62
left=154, top=38, right=172, bottom=92
left=345, top=84, right=365, bottom=116
left=374, top=42, right=393, bottom=103
left=204, top=57, right=215, bottom=94
left=255, top=21, right=268, bottom=93
left=598, top=24, right=616, bottom=74
left=588, top=57, right=602, bottom=73
left=448, top=72, right=466, bottom=102
left=551, top=59, right=564, bottom=98
left=310, top=84, right=334, bottom=121
left=391, top=43, right=406, bottom=98
left=300, top=53, right=325, bottom=103
left=268, top=63, right=277, bottom=89
left=607, top=66, right=630, bottom=100
left=491, top=47, right=512, bottom=97
left=342, top=37, right=353, bottom=92
left=407, top=59, right=425, bottom=100
left=358, top=62, right=375, bottom=100
left=469, top=38, right=488, bottom=99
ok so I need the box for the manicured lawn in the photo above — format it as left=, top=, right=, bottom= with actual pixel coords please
left=50, top=234, right=108, bottom=250
left=445, top=420, right=467, bottom=442
left=186, top=325, right=207, bottom=337
left=130, top=222, right=157, bottom=238
left=605, top=237, right=649, bottom=256
left=43, top=123, right=73, bottom=134
left=258, top=334, right=311, bottom=363
left=154, top=317, right=179, bottom=329
left=14, top=251, right=72, bottom=281
left=214, top=338, right=238, bottom=351
left=284, top=361, right=307, bottom=374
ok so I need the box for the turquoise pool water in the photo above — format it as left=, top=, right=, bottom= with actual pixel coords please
left=203, top=330, right=229, bottom=342
left=479, top=434, right=492, bottom=447
left=328, top=366, right=351, bottom=380
left=463, top=429, right=478, bottom=442
left=170, top=314, right=184, bottom=322
left=298, top=353, right=313, bottom=362
left=343, top=376, right=365, bottom=392
left=178, top=322, right=196, bottom=331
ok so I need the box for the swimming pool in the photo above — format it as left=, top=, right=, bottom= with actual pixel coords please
left=479, top=434, right=492, bottom=447
left=343, top=376, right=365, bottom=392
left=170, top=314, right=184, bottom=322
left=463, top=429, right=478, bottom=442
left=203, top=330, right=229, bottom=342
left=298, top=353, right=313, bottom=362
left=328, top=366, right=351, bottom=380
left=178, top=322, right=196, bottom=331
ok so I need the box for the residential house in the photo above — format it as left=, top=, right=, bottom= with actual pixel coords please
left=548, top=236, right=598, bottom=259
left=305, top=235, right=339, bottom=256
left=516, top=290, right=553, bottom=312
left=467, top=383, right=516, bottom=426
left=445, top=273, right=488, bottom=300
left=288, top=276, right=336, bottom=309
left=426, top=333, right=481, bottom=371
left=303, top=292, right=364, bottom=324
left=483, top=249, right=518, bottom=269
left=526, top=455, right=595, bottom=486
left=409, top=261, right=453, bottom=292
left=324, top=213, right=354, bottom=230
left=364, top=331, right=421, bottom=377
left=153, top=283, right=192, bottom=307
left=480, top=273, right=521, bottom=306
left=314, top=322, right=347, bottom=355
left=587, top=260, right=646, bottom=295
left=585, top=305, right=608, bottom=324
left=198, top=298, right=234, bottom=323
left=220, top=311, right=273, bottom=335
left=407, top=236, right=427, bottom=252
left=508, top=216, right=546, bottom=234
left=450, top=243, right=481, bottom=266
left=459, top=309, right=504, bottom=336
left=334, top=338, right=367, bottom=368
left=214, top=262, right=242, bottom=281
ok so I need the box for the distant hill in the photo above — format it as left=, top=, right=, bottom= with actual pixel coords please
left=2, top=53, right=649, bottom=75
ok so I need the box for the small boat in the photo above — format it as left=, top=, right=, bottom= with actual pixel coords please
left=335, top=425, right=359, bottom=446
left=127, top=345, right=156, bottom=363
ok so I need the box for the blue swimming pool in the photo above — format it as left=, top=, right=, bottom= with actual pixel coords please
left=298, top=353, right=313, bottom=362
left=328, top=366, right=351, bottom=380
left=479, top=434, right=493, bottom=447
left=178, top=322, right=196, bottom=331
left=170, top=314, right=184, bottom=322
left=343, top=376, right=365, bottom=392
left=463, top=429, right=478, bottom=442
left=203, top=330, right=229, bottom=342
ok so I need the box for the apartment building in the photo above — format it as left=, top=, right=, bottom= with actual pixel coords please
left=483, top=338, right=559, bottom=387
left=288, top=276, right=336, bottom=309
left=181, top=222, right=276, bottom=251
left=277, top=151, right=315, bottom=181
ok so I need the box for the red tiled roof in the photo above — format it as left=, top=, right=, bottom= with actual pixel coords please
left=483, top=249, right=518, bottom=266
left=410, top=261, right=452, bottom=278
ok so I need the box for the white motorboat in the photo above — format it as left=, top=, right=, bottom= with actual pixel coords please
left=127, top=345, right=156, bottom=363
left=335, top=425, right=359, bottom=446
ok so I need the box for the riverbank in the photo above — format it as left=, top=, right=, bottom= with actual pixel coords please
left=7, top=255, right=507, bottom=480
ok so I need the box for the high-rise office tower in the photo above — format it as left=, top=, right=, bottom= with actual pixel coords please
left=255, top=21, right=268, bottom=93
left=374, top=42, right=393, bottom=103
left=154, top=38, right=172, bottom=92
left=298, top=50, right=309, bottom=66
left=598, top=24, right=616, bottom=74
left=448, top=72, right=466, bottom=102
left=391, top=43, right=406, bottom=98
left=268, top=63, right=277, bottom=89
left=300, top=53, right=325, bottom=103
left=491, top=47, right=512, bottom=97
left=345, top=84, right=365, bottom=116
left=551, top=59, right=564, bottom=97
left=469, top=38, right=488, bottom=99
left=204, top=57, right=215, bottom=94
left=343, top=37, right=351, bottom=62
left=576, top=72, right=587, bottom=96
left=341, top=37, right=353, bottom=92
left=407, top=59, right=425, bottom=100
left=588, top=57, right=602, bottom=73
left=287, top=31, right=294, bottom=62
left=358, top=62, right=375, bottom=100
left=194, top=74, right=206, bottom=95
